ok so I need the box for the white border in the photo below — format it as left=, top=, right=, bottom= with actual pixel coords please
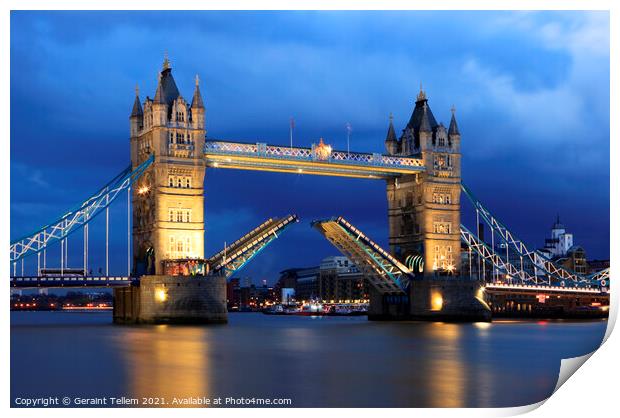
left=2, top=1, right=616, bottom=418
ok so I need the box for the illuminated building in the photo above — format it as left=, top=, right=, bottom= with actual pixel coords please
left=385, top=89, right=462, bottom=278
left=130, top=56, right=206, bottom=275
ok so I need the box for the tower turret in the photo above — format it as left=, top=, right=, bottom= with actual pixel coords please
left=191, top=74, right=206, bottom=130
left=385, top=113, right=398, bottom=155
left=130, top=85, right=143, bottom=138
left=448, top=105, right=460, bottom=151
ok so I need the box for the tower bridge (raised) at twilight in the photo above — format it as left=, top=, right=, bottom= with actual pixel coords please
left=10, top=58, right=609, bottom=323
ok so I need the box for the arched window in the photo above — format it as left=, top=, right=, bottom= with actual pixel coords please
left=177, top=178, right=182, bottom=188
left=185, top=177, right=191, bottom=188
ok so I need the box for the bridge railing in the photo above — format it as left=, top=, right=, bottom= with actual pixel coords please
left=204, top=140, right=424, bottom=169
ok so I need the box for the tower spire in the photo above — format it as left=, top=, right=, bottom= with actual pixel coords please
left=417, top=82, right=427, bottom=102
left=130, top=83, right=143, bottom=117
left=191, top=74, right=204, bottom=109
left=448, top=104, right=460, bottom=136
left=162, top=51, right=171, bottom=71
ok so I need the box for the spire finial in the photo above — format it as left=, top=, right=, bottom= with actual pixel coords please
left=417, top=82, right=427, bottom=101
left=451, top=104, right=456, bottom=115
left=389, top=112, right=393, bottom=123
left=135, top=83, right=140, bottom=97
left=162, top=51, right=170, bottom=70
left=195, top=74, right=200, bottom=86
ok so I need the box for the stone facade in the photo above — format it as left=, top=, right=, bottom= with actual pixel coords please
left=129, top=58, right=206, bottom=276
left=385, top=90, right=462, bottom=277
left=368, top=279, right=491, bottom=322
left=113, top=275, right=227, bottom=324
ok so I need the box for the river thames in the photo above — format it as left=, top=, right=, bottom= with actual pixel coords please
left=10, top=312, right=607, bottom=408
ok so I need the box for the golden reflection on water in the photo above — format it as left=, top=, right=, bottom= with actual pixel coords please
left=425, top=322, right=466, bottom=408
left=117, top=325, right=211, bottom=406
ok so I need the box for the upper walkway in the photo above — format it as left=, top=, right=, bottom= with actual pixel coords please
left=204, top=140, right=425, bottom=179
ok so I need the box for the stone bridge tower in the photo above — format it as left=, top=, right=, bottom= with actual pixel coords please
left=385, top=88, right=462, bottom=278
left=129, top=57, right=206, bottom=276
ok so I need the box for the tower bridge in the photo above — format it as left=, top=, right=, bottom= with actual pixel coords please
left=9, top=58, right=609, bottom=323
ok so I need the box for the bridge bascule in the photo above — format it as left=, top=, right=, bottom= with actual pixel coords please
left=10, top=59, right=609, bottom=322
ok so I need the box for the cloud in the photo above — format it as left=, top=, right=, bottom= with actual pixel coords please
left=10, top=11, right=610, bottom=276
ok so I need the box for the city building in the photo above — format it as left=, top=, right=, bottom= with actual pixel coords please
left=226, top=277, right=277, bottom=310
left=557, top=246, right=588, bottom=275
left=541, top=215, right=573, bottom=258
left=588, top=259, right=610, bottom=274
left=318, top=256, right=368, bottom=302
left=275, top=256, right=369, bottom=302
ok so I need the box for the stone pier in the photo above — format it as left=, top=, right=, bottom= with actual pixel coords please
left=368, top=278, right=491, bottom=322
left=113, top=275, right=227, bottom=324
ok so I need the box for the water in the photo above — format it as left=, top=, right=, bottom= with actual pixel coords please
left=11, top=312, right=607, bottom=408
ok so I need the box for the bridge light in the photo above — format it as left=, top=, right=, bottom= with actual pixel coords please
left=155, top=288, right=168, bottom=303
left=138, top=185, right=150, bottom=195
left=297, top=168, right=303, bottom=173
left=430, top=291, right=443, bottom=311
left=213, top=162, right=219, bottom=167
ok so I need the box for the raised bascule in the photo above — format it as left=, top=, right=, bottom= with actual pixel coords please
left=9, top=58, right=610, bottom=323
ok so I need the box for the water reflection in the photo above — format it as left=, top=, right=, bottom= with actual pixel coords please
left=116, top=325, right=213, bottom=406
left=425, top=322, right=466, bottom=407
left=11, top=313, right=608, bottom=408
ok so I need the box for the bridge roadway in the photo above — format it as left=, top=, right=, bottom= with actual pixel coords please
left=10, top=276, right=133, bottom=288
left=203, top=140, right=425, bottom=179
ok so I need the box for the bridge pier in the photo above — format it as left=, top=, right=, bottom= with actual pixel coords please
left=113, top=275, right=227, bottom=324
left=368, top=278, right=491, bottom=322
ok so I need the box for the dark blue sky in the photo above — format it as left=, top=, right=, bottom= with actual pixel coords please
left=10, top=11, right=610, bottom=282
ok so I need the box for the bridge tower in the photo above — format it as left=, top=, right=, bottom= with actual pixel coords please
left=385, top=88, right=462, bottom=278
left=129, top=57, right=206, bottom=275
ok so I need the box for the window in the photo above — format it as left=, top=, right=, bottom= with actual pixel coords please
left=177, top=178, right=182, bottom=188
left=168, top=176, right=174, bottom=187
left=169, top=132, right=174, bottom=144
left=438, top=137, right=445, bottom=147
left=433, top=245, right=455, bottom=271
left=169, top=237, right=176, bottom=256
left=185, top=177, right=191, bottom=188
left=433, top=222, right=452, bottom=234
left=168, top=208, right=192, bottom=223
left=432, top=192, right=452, bottom=205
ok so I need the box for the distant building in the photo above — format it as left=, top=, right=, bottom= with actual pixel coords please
left=227, top=277, right=276, bottom=310
left=541, top=215, right=573, bottom=258
left=291, top=266, right=321, bottom=301
left=276, top=256, right=369, bottom=302
left=557, top=246, right=588, bottom=275
left=588, top=259, right=610, bottom=274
